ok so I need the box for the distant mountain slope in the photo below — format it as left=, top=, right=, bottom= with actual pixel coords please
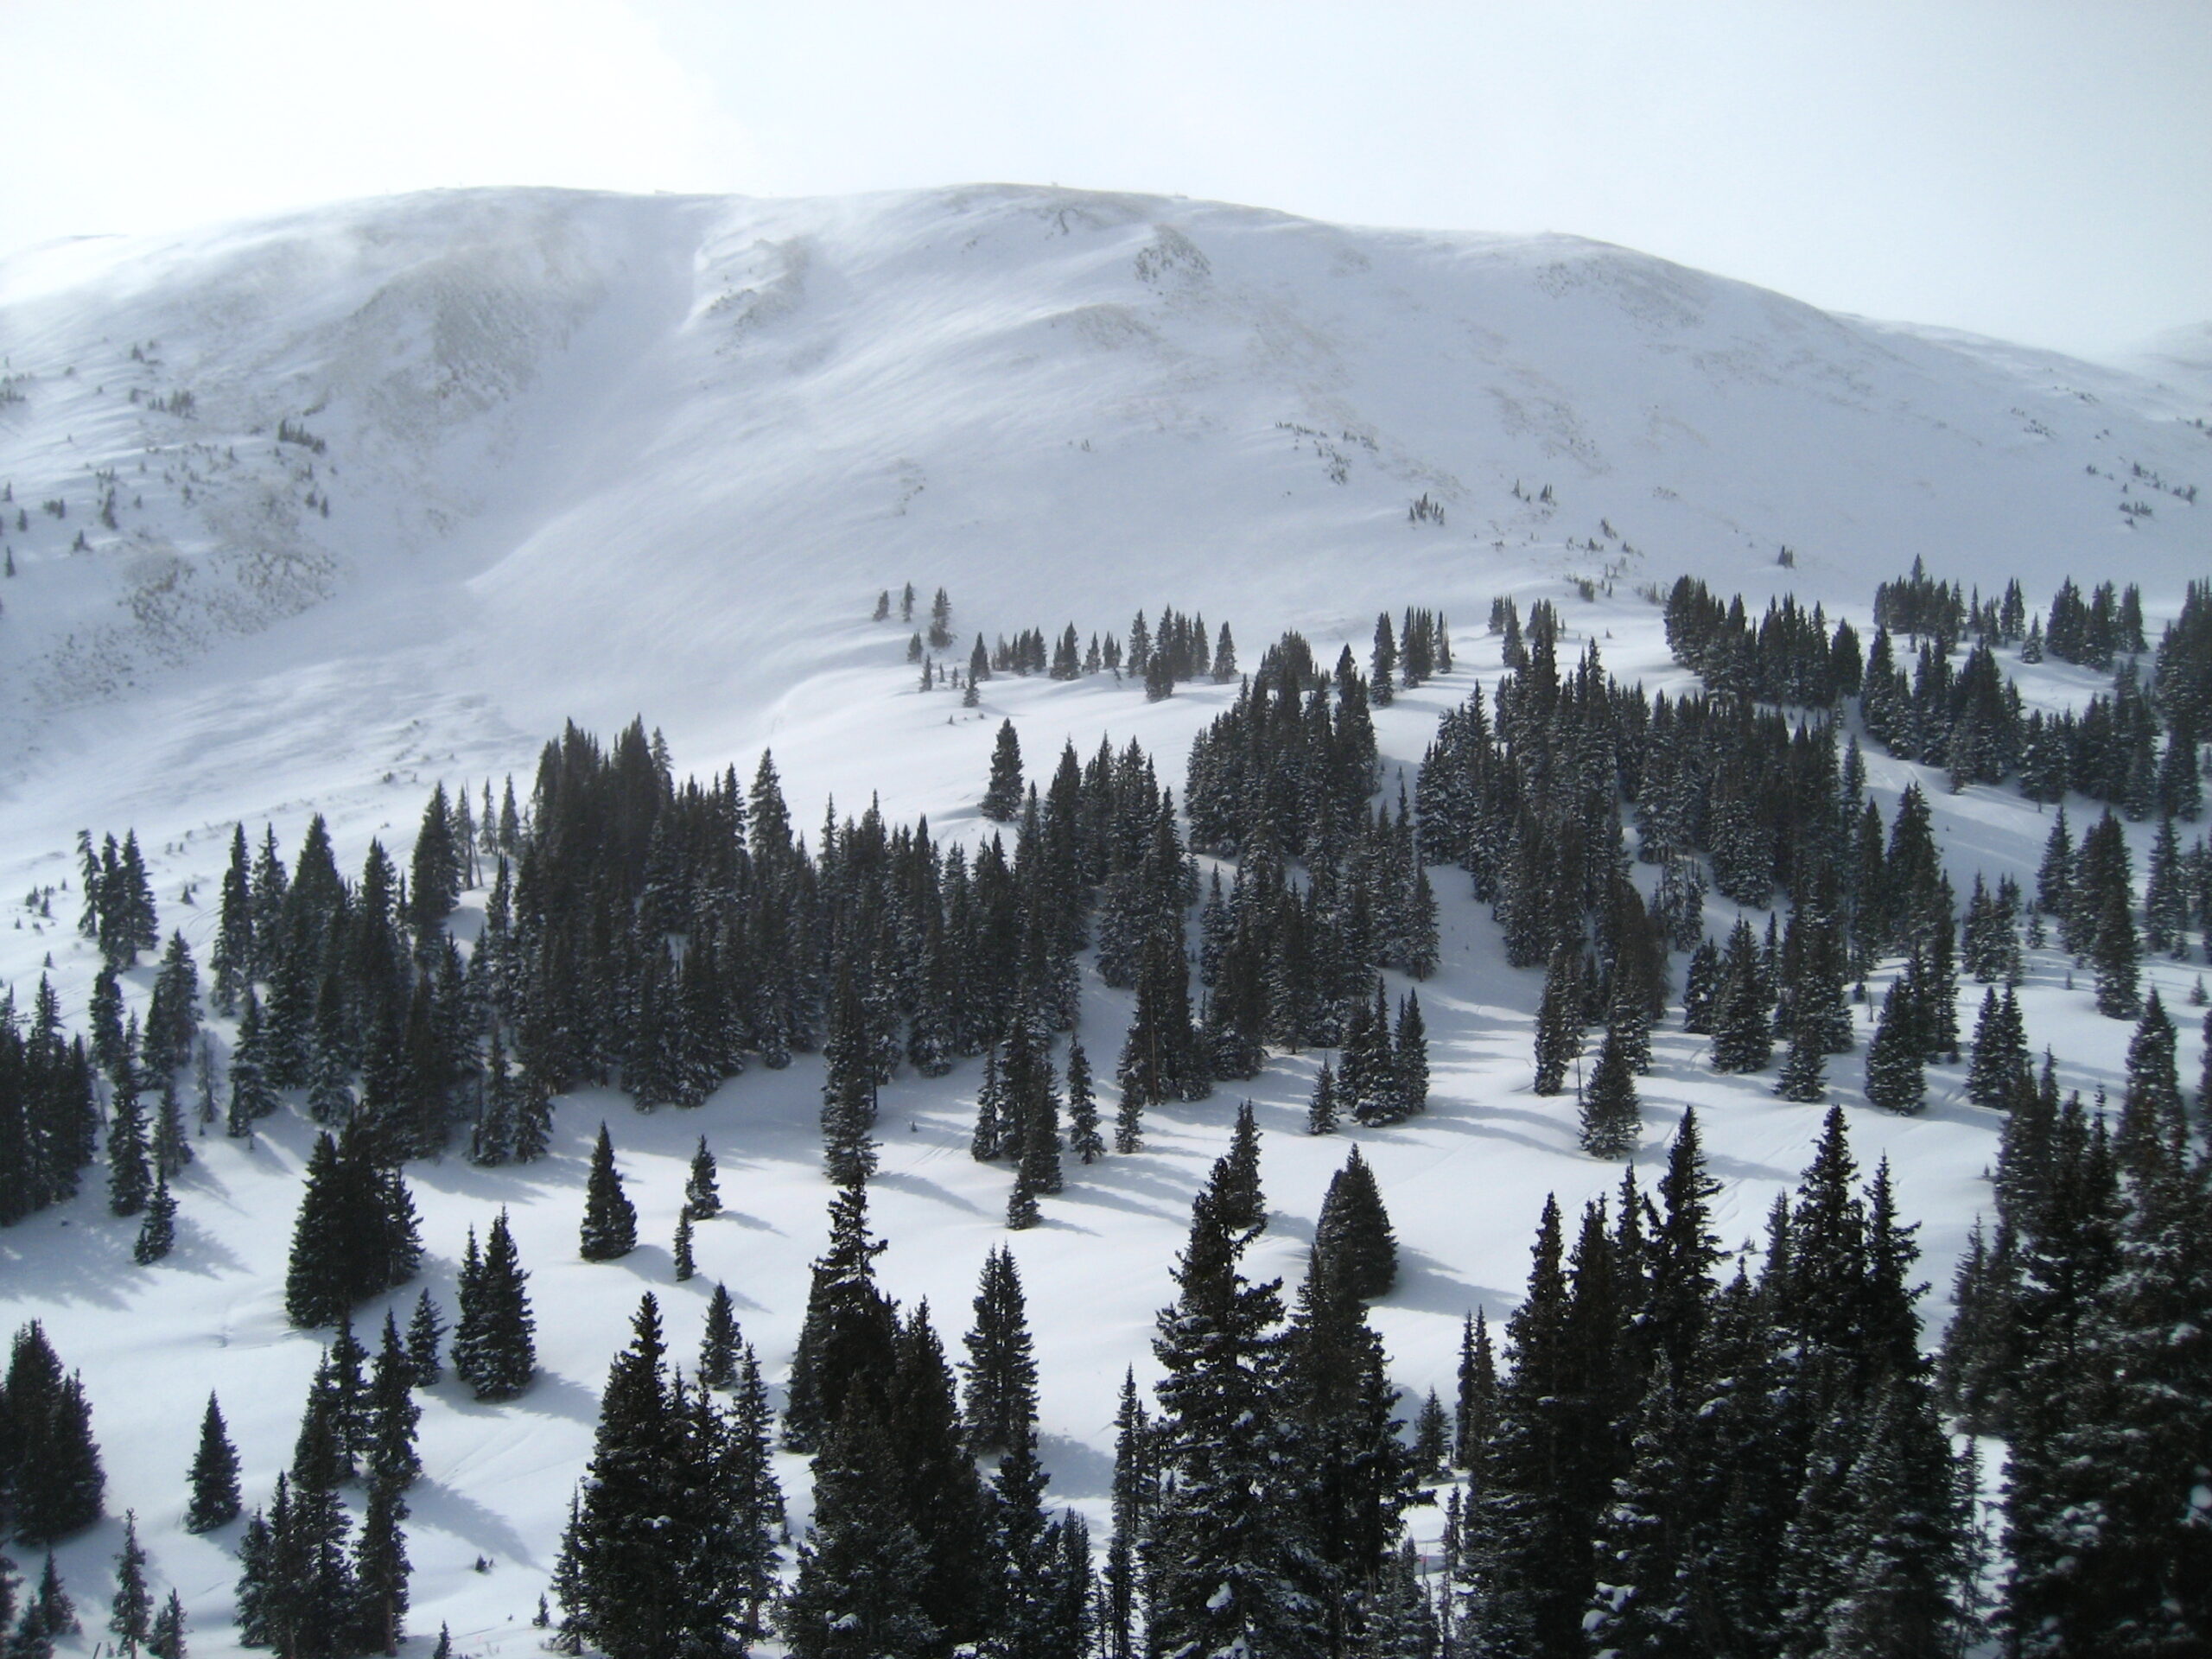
left=0, top=184, right=2202, bottom=796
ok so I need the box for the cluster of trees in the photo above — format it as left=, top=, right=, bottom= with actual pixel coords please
left=1, top=1321, right=105, bottom=1547
left=1368, top=607, right=1452, bottom=705
left=1662, top=577, right=1865, bottom=709
left=0, top=978, right=99, bottom=1225
left=1939, top=1001, right=2210, bottom=1652
left=234, top=1312, right=425, bottom=1656
left=74, top=829, right=161, bottom=969
left=1452, top=1108, right=1980, bottom=1656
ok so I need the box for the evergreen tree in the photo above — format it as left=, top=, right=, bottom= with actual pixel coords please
left=579, top=1123, right=638, bottom=1261
left=283, top=1128, right=423, bottom=1327
left=1306, top=1058, right=1340, bottom=1135
left=146, top=1591, right=184, bottom=1659
left=183, top=1394, right=242, bottom=1532
left=673, top=1210, right=696, bottom=1281
left=364, top=1315, right=421, bottom=1490
left=4, top=1322, right=105, bottom=1543
left=698, top=1282, right=741, bottom=1391
left=1532, top=950, right=1580, bottom=1096
left=109, top=1510, right=149, bottom=1658
left=1775, top=1020, right=1829, bottom=1103
left=1453, top=1309, right=1497, bottom=1472
left=106, top=1081, right=152, bottom=1218
left=350, top=1474, right=410, bottom=1657
left=1864, top=978, right=1927, bottom=1114
left=1313, top=1144, right=1397, bottom=1300
left=1065, top=1037, right=1103, bottom=1164
left=961, top=1244, right=1039, bottom=1454
left=783, top=1185, right=898, bottom=1454
left=781, top=1393, right=940, bottom=1659
left=683, top=1135, right=721, bottom=1219
left=1146, top=1179, right=1317, bottom=1659
left=1580, top=1021, right=1640, bottom=1156
left=982, top=720, right=1025, bottom=821
left=131, top=1176, right=177, bottom=1264
left=404, top=1291, right=445, bottom=1389
left=454, top=1211, right=536, bottom=1401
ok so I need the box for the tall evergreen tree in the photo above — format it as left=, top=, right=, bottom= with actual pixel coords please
left=454, top=1211, right=536, bottom=1401
left=108, top=1510, right=150, bottom=1658
left=579, top=1123, right=638, bottom=1262
left=683, top=1135, right=721, bottom=1219
left=1313, top=1144, right=1396, bottom=1300
left=1580, top=1021, right=1640, bottom=1157
left=184, top=1394, right=242, bottom=1533
left=960, top=1244, right=1039, bottom=1455
left=4, top=1321, right=105, bottom=1543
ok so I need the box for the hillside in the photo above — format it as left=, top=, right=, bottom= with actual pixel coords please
left=0, top=185, right=2205, bottom=1657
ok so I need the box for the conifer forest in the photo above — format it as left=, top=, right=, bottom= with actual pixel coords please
left=0, top=184, right=2206, bottom=1659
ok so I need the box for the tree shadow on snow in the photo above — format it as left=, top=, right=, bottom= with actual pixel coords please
left=406, top=1477, right=542, bottom=1572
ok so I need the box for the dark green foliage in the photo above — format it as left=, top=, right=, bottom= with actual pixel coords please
left=1452, top=1309, right=1497, bottom=1472
left=698, top=1282, right=741, bottom=1391
left=783, top=1185, right=897, bottom=1454
left=403, top=1292, right=445, bottom=1389
left=1064, top=1037, right=1103, bottom=1164
left=960, top=1244, right=1038, bottom=1454
left=1580, top=1020, right=1640, bottom=1156
left=555, top=1294, right=785, bottom=1659
left=109, top=1510, right=149, bottom=1657
left=364, top=1316, right=420, bottom=1490
left=282, top=1128, right=422, bottom=1327
left=1863, top=978, right=1926, bottom=1114
left=981, top=720, right=1024, bottom=822
left=673, top=1210, right=696, bottom=1281
left=1306, top=1058, right=1339, bottom=1135
left=1210, top=1099, right=1266, bottom=1233
left=579, top=1123, right=637, bottom=1261
left=1709, top=918, right=1773, bottom=1073
left=1531, top=950, right=1580, bottom=1096
left=131, top=1175, right=177, bottom=1264
left=453, top=1211, right=535, bottom=1401
left=781, top=1393, right=939, bottom=1659
left=4, top=1322, right=105, bottom=1544
left=683, top=1135, right=721, bottom=1219
left=184, top=1394, right=241, bottom=1532
left=1313, top=1144, right=1395, bottom=1300
left=146, top=1590, right=184, bottom=1659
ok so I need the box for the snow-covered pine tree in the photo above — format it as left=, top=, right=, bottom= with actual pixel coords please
left=578, top=1123, right=638, bottom=1261
left=453, top=1210, right=535, bottom=1401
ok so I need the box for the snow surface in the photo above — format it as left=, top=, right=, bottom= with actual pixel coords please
left=0, top=184, right=2205, bottom=1656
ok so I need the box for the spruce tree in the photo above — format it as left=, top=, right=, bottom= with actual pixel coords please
left=146, top=1590, right=184, bottom=1659
left=579, top=1123, right=638, bottom=1261
left=1580, top=1021, right=1641, bottom=1156
left=982, top=720, right=1025, bottom=821
left=1313, top=1144, right=1396, bottom=1300
left=109, top=1510, right=150, bottom=1658
left=1452, top=1309, right=1497, bottom=1472
left=350, top=1473, right=410, bottom=1657
left=106, top=1082, right=152, bottom=1218
left=1775, top=1021, right=1829, bottom=1103
left=5, top=1322, right=105, bottom=1543
left=698, top=1282, right=741, bottom=1391
left=1864, top=978, right=1926, bottom=1114
left=1306, top=1058, right=1339, bottom=1135
left=454, top=1210, right=535, bottom=1401
left=404, top=1290, right=445, bottom=1389
left=184, top=1393, right=242, bottom=1532
left=783, top=1185, right=897, bottom=1453
left=673, top=1211, right=696, bottom=1281
left=960, top=1244, right=1039, bottom=1454
left=780, top=1393, right=940, bottom=1659
left=683, top=1135, right=721, bottom=1219
left=131, top=1175, right=177, bottom=1264
left=1532, top=950, right=1580, bottom=1096
left=1065, top=1036, right=1103, bottom=1163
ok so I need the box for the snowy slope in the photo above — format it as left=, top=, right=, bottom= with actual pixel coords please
left=0, top=186, right=2206, bottom=1656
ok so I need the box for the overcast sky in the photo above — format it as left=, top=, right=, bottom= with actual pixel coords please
left=4, top=1, right=2206, bottom=359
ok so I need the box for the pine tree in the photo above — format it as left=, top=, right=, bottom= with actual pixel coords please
left=404, top=1290, right=445, bottom=1389
left=1065, top=1036, right=1103, bottom=1163
left=783, top=1185, right=897, bottom=1454
left=1532, top=950, right=1580, bottom=1096
left=982, top=720, right=1025, bottom=821
left=579, top=1122, right=638, bottom=1261
left=780, top=1393, right=941, bottom=1659
left=673, top=1211, right=696, bottom=1281
left=1580, top=1021, right=1641, bottom=1156
left=698, top=1282, right=741, bottom=1390
left=146, top=1590, right=184, bottom=1659
left=106, top=1080, right=152, bottom=1217
left=109, top=1510, right=150, bottom=1658
left=1864, top=978, right=1926, bottom=1114
left=1775, top=1020, right=1829, bottom=1103
left=123, top=1138, right=177, bottom=1250
left=1453, top=1308, right=1497, bottom=1472
left=960, top=1244, right=1039, bottom=1454
left=183, top=1393, right=242, bottom=1532
left=1306, top=1058, right=1339, bottom=1135
left=363, top=1314, right=421, bottom=1491
left=5, top=1322, right=105, bottom=1543
left=683, top=1135, right=721, bottom=1219
left=350, top=1473, right=410, bottom=1656
left=454, top=1211, right=536, bottom=1400
left=1313, top=1144, right=1396, bottom=1300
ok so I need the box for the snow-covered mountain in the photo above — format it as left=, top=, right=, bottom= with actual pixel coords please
left=0, top=186, right=2204, bottom=1657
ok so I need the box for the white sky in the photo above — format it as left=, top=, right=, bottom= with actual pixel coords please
left=3, top=0, right=2206, bottom=360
